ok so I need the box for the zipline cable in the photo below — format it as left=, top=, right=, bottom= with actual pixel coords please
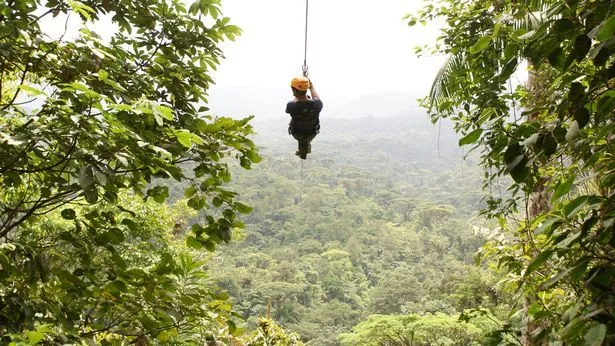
left=299, top=159, right=304, bottom=215
left=299, top=0, right=308, bottom=215
left=302, top=0, right=309, bottom=77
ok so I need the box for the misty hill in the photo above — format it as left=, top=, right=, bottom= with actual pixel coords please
left=209, top=87, right=426, bottom=120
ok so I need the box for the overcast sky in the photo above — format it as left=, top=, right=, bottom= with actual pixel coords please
left=39, top=0, right=447, bottom=118
left=208, top=0, right=446, bottom=118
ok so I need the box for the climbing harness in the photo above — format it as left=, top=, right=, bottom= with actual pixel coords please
left=301, top=0, right=309, bottom=77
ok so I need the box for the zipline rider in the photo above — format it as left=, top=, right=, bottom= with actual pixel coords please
left=286, top=76, right=322, bottom=160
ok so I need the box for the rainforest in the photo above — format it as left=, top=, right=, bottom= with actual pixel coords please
left=1, top=0, right=614, bottom=345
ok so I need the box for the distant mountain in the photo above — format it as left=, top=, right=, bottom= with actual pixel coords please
left=327, top=91, right=425, bottom=119
left=208, top=86, right=427, bottom=120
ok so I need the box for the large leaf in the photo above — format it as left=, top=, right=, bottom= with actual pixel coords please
left=469, top=36, right=492, bottom=54
left=584, top=323, right=606, bottom=346
left=597, top=15, right=615, bottom=41
left=524, top=250, right=555, bottom=278
left=551, top=174, right=576, bottom=202
left=459, top=128, right=483, bottom=146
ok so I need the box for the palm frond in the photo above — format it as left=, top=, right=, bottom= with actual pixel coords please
left=428, top=53, right=469, bottom=112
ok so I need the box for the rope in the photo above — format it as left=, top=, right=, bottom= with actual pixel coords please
left=300, top=159, right=304, bottom=201
left=302, top=0, right=309, bottom=77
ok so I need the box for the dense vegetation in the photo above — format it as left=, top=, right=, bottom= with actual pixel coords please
left=0, top=0, right=259, bottom=344
left=410, top=0, right=615, bottom=344
left=207, top=115, right=512, bottom=345
left=2, top=0, right=613, bottom=345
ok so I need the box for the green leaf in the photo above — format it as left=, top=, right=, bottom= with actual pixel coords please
left=105, top=279, right=127, bottom=296
left=26, top=331, right=45, bottom=345
left=551, top=174, right=576, bottom=202
left=187, top=196, right=207, bottom=210
left=553, top=18, right=574, bottom=34
left=597, top=15, right=615, bottom=41
left=541, top=266, right=576, bottom=289
left=18, top=84, right=47, bottom=97
left=186, top=236, right=203, bottom=249
left=247, top=150, right=262, bottom=163
left=106, top=228, right=126, bottom=245
left=184, top=185, right=197, bottom=198
left=574, top=108, right=590, bottom=128
left=175, top=130, right=193, bottom=148
left=573, top=35, right=591, bottom=61
left=499, top=57, right=518, bottom=81
left=507, top=155, right=529, bottom=183
left=147, top=186, right=169, bottom=204
left=592, top=47, right=610, bottom=66
left=61, top=209, right=77, bottom=220
left=524, top=250, right=555, bottom=278
left=212, top=197, right=223, bottom=207
left=156, top=105, right=174, bottom=120
left=583, top=323, right=606, bottom=346
left=84, top=188, right=98, bottom=204
left=121, top=218, right=138, bottom=232
left=540, top=133, right=558, bottom=157
left=459, top=128, right=483, bottom=146
left=469, top=36, right=491, bottom=54
left=235, top=202, right=253, bottom=214
left=156, top=328, right=178, bottom=342
left=98, top=69, right=108, bottom=80
left=563, top=196, right=588, bottom=218
left=504, top=43, right=519, bottom=60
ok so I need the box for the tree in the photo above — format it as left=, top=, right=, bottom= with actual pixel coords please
left=1, top=0, right=258, bottom=249
left=411, top=0, right=615, bottom=343
left=339, top=313, right=490, bottom=346
left=1, top=0, right=259, bottom=343
left=0, top=194, right=238, bottom=344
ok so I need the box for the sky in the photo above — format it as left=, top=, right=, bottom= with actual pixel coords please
left=207, top=0, right=447, bottom=118
left=38, top=0, right=447, bottom=119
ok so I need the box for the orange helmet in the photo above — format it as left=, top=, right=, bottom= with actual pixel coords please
left=290, top=76, right=310, bottom=91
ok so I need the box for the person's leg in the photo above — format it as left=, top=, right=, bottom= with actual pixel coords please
left=297, top=133, right=316, bottom=158
left=306, top=133, right=316, bottom=153
left=292, top=133, right=316, bottom=159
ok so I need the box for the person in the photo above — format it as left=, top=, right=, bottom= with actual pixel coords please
left=285, top=76, right=323, bottom=160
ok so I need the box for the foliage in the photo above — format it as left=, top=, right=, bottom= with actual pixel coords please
left=209, top=116, right=509, bottom=345
left=0, top=0, right=257, bottom=343
left=0, top=0, right=258, bottom=251
left=338, top=313, right=496, bottom=346
left=244, top=318, right=304, bottom=346
left=0, top=195, right=238, bottom=344
left=411, top=0, right=615, bottom=343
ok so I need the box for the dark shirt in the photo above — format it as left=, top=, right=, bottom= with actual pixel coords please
left=285, top=99, right=323, bottom=135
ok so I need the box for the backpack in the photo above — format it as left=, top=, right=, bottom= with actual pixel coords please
left=287, top=100, right=322, bottom=136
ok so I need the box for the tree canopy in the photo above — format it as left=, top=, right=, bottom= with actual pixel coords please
left=410, top=0, right=615, bottom=343
left=1, top=0, right=259, bottom=343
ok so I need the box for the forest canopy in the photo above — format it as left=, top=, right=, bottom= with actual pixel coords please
left=0, top=0, right=259, bottom=343
left=1, top=0, right=614, bottom=345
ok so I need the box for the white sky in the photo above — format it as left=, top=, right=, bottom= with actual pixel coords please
left=208, top=0, right=446, bottom=117
left=38, top=0, right=447, bottom=118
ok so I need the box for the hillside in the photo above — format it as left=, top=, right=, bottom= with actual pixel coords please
left=208, top=114, right=507, bottom=345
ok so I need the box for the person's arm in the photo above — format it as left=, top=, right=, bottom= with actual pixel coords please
left=285, top=101, right=294, bottom=114
left=309, top=80, right=320, bottom=100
